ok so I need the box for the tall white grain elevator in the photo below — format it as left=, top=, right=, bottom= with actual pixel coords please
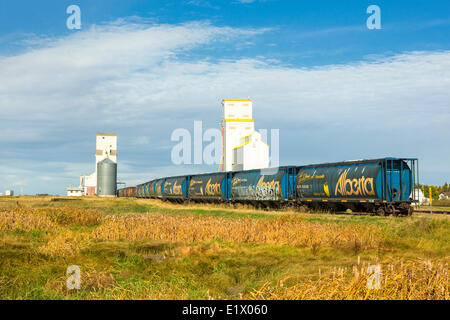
left=220, top=99, right=269, bottom=172
left=79, top=133, right=117, bottom=195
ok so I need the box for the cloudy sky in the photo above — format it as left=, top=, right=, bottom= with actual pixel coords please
left=0, top=0, right=449, bottom=195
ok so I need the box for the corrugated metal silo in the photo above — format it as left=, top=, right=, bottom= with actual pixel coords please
left=97, top=158, right=117, bottom=197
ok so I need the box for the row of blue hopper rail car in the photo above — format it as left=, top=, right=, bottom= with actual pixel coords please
left=117, top=158, right=419, bottom=216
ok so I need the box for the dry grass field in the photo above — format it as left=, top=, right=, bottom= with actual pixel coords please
left=0, top=196, right=448, bottom=300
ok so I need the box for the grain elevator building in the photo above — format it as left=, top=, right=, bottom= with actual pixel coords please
left=220, top=99, right=269, bottom=172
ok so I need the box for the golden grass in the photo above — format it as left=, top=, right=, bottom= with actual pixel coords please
left=45, top=269, right=115, bottom=295
left=246, top=260, right=449, bottom=300
left=0, top=207, right=101, bottom=230
left=42, top=207, right=102, bottom=226
left=0, top=199, right=448, bottom=300
left=91, top=214, right=380, bottom=251
left=0, top=210, right=55, bottom=232
left=0, top=207, right=99, bottom=259
left=37, top=231, right=89, bottom=259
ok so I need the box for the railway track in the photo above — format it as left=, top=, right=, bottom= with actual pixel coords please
left=413, top=210, right=448, bottom=214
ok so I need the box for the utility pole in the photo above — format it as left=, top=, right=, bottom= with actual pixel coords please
left=20, top=178, right=23, bottom=196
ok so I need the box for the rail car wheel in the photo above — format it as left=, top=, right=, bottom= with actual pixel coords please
left=398, top=203, right=413, bottom=216
left=397, top=207, right=413, bottom=217
left=390, top=205, right=399, bottom=217
left=297, top=205, right=310, bottom=213
left=375, top=207, right=385, bottom=216
left=304, top=205, right=311, bottom=212
left=382, top=205, right=395, bottom=216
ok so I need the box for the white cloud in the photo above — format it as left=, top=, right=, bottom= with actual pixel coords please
left=132, top=136, right=150, bottom=145
left=0, top=19, right=449, bottom=194
left=186, top=0, right=220, bottom=9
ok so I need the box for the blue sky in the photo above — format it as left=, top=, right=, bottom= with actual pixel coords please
left=0, top=0, right=449, bottom=194
left=1, top=1, right=449, bottom=65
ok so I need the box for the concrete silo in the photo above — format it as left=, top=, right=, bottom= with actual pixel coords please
left=97, top=158, right=117, bottom=197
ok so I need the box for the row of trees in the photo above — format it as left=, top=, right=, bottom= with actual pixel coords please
left=417, top=183, right=450, bottom=200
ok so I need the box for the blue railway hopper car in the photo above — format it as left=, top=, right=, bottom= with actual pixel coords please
left=188, top=172, right=228, bottom=202
left=163, top=176, right=189, bottom=201
left=295, top=158, right=418, bottom=216
left=136, top=184, right=145, bottom=198
left=153, top=179, right=164, bottom=199
left=231, top=167, right=296, bottom=206
left=143, top=181, right=151, bottom=198
left=147, top=180, right=156, bottom=198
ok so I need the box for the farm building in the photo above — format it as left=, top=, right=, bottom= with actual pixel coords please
left=67, top=133, right=117, bottom=196
left=412, top=188, right=428, bottom=205
left=66, top=187, right=84, bottom=196
left=439, top=191, right=450, bottom=200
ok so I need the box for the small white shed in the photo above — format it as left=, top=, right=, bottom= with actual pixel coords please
left=66, top=187, right=84, bottom=197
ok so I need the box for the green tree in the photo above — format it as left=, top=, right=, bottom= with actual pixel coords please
left=442, top=182, right=449, bottom=192
left=422, top=185, right=439, bottom=200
